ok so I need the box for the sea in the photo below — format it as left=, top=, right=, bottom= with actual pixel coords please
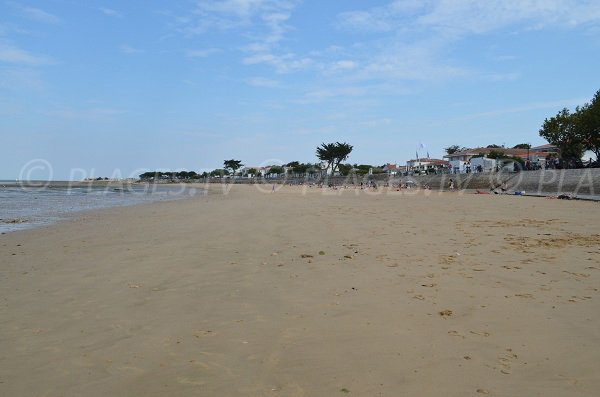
left=0, top=181, right=204, bottom=233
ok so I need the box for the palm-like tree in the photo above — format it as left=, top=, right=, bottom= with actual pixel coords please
left=223, top=159, right=243, bottom=177
left=316, top=143, right=337, bottom=174
left=316, top=142, right=353, bottom=175
left=332, top=142, right=353, bottom=174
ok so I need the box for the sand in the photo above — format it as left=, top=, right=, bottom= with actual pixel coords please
left=1, top=184, right=599, bottom=396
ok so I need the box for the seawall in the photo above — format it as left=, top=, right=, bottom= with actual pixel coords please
left=213, top=169, right=600, bottom=196
left=400, top=168, right=600, bottom=195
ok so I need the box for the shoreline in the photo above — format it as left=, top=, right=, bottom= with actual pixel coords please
left=1, top=185, right=599, bottom=396
left=0, top=183, right=206, bottom=234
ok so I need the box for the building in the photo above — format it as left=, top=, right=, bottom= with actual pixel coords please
left=530, top=143, right=560, bottom=154
left=382, top=163, right=401, bottom=175
left=406, top=158, right=449, bottom=174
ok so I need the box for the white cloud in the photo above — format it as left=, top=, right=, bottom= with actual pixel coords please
left=246, top=77, right=280, bottom=87
left=185, top=48, right=220, bottom=58
left=21, top=6, right=60, bottom=24
left=171, top=1, right=600, bottom=88
left=337, top=10, right=394, bottom=33
left=357, top=38, right=468, bottom=81
left=331, top=60, right=357, bottom=71
left=177, top=0, right=299, bottom=36
left=99, top=8, right=123, bottom=18
left=299, top=86, right=368, bottom=103
left=0, top=41, right=53, bottom=65
left=338, top=1, right=600, bottom=37
left=0, top=67, right=46, bottom=91
left=243, top=52, right=312, bottom=73
left=119, top=44, right=143, bottom=55
left=332, top=1, right=600, bottom=86
left=174, top=0, right=304, bottom=74
left=196, top=0, right=298, bottom=19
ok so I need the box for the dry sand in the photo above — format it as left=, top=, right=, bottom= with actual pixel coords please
left=1, top=184, right=599, bottom=396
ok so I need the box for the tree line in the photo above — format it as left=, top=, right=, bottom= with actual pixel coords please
left=138, top=142, right=388, bottom=180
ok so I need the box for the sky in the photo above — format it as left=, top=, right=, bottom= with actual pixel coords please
left=1, top=0, right=600, bottom=180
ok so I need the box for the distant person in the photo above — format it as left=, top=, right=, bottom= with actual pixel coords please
left=448, top=179, right=454, bottom=191
left=501, top=182, right=507, bottom=194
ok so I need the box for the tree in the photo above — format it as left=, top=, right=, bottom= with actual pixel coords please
left=223, top=159, right=243, bottom=177
left=513, top=143, right=531, bottom=149
left=576, top=90, right=600, bottom=160
left=445, top=145, right=466, bottom=155
left=539, top=108, right=585, bottom=159
left=295, top=163, right=310, bottom=175
left=316, top=142, right=336, bottom=174
left=338, top=163, right=352, bottom=176
left=332, top=142, right=353, bottom=174
left=316, top=142, right=353, bottom=174
left=269, top=166, right=284, bottom=176
left=246, top=168, right=258, bottom=177
left=486, top=144, right=502, bottom=148
left=354, top=164, right=372, bottom=176
left=210, top=169, right=229, bottom=177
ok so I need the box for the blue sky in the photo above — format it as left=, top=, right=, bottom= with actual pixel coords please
left=1, top=0, right=600, bottom=180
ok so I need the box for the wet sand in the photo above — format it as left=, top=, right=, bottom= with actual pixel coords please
left=1, top=185, right=599, bottom=396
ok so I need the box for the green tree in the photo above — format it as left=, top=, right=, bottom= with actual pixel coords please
left=539, top=108, right=585, bottom=159
left=285, top=161, right=299, bottom=176
left=139, top=171, right=157, bottom=180
left=332, top=142, right=353, bottom=174
left=316, top=142, right=336, bottom=174
left=338, top=163, right=352, bottom=176
left=316, top=142, right=353, bottom=174
left=512, top=143, right=531, bottom=149
left=354, top=164, right=372, bottom=176
left=210, top=169, right=229, bottom=177
left=295, top=163, right=310, bottom=175
left=246, top=168, right=258, bottom=177
left=223, top=159, right=243, bottom=177
left=269, top=166, right=284, bottom=176
left=445, top=145, right=466, bottom=155
left=486, top=144, right=502, bottom=148
left=576, top=90, right=600, bottom=160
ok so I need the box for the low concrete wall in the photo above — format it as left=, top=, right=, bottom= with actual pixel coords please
left=400, top=168, right=600, bottom=195
left=216, top=168, right=600, bottom=196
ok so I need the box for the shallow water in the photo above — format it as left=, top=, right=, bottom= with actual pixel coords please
left=0, top=183, right=203, bottom=233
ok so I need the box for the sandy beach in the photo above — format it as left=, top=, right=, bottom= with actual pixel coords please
left=1, top=184, right=599, bottom=396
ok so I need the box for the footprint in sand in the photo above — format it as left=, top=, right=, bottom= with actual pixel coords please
left=497, top=348, right=518, bottom=374
left=514, top=293, right=534, bottom=299
left=193, top=330, right=215, bottom=339
left=447, top=330, right=465, bottom=339
left=439, top=255, right=456, bottom=265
